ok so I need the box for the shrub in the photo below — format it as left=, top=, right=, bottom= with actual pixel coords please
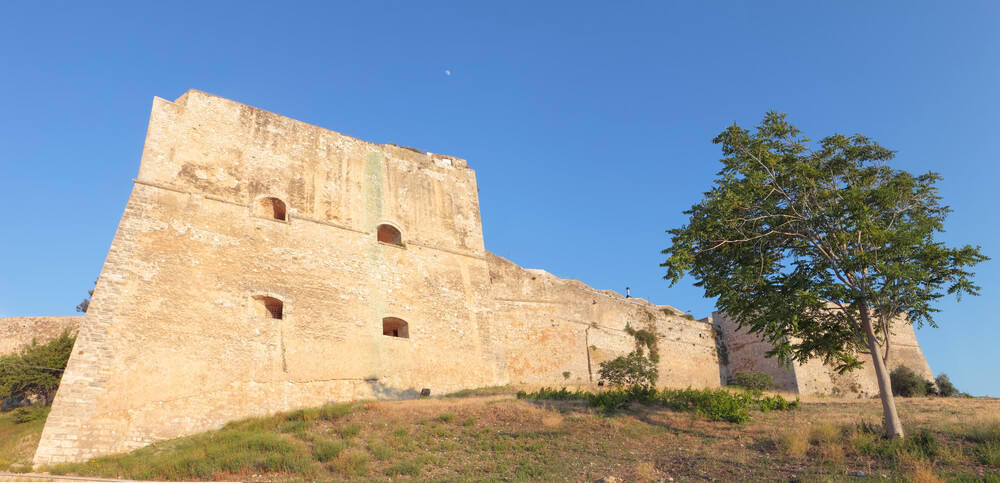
left=598, top=349, right=658, bottom=389
left=313, top=439, right=347, bottom=462
left=935, top=373, right=958, bottom=397
left=976, top=443, right=1000, bottom=466
left=727, top=371, right=775, bottom=391
left=890, top=366, right=933, bottom=397
left=758, top=393, right=795, bottom=412
left=517, top=386, right=798, bottom=423
left=0, top=329, right=76, bottom=403
left=909, top=428, right=940, bottom=460
left=776, top=430, right=809, bottom=457
left=11, top=403, right=50, bottom=423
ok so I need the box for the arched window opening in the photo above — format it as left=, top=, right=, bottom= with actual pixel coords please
left=258, top=197, right=287, bottom=221
left=377, top=224, right=403, bottom=246
left=382, top=317, right=409, bottom=338
left=252, top=296, right=284, bottom=319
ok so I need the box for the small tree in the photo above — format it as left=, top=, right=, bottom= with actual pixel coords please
left=0, top=329, right=76, bottom=404
left=889, top=365, right=931, bottom=397
left=935, top=373, right=958, bottom=397
left=76, top=280, right=97, bottom=313
left=728, top=370, right=776, bottom=391
left=662, top=112, right=987, bottom=438
left=598, top=348, right=658, bottom=389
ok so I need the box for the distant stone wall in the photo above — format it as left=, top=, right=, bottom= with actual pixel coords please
left=0, top=316, right=82, bottom=355
left=792, top=321, right=934, bottom=396
left=715, top=311, right=934, bottom=396
left=713, top=313, right=799, bottom=391
left=487, top=254, right=722, bottom=389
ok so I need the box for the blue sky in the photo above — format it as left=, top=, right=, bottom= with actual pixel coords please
left=1, top=1, right=997, bottom=396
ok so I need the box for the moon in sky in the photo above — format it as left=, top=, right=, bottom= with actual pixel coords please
left=445, top=70, right=451, bottom=76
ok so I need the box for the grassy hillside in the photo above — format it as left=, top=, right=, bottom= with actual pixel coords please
left=0, top=407, right=48, bottom=471
left=6, top=388, right=1000, bottom=481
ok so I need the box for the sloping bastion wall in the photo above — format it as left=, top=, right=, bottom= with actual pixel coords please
left=714, top=312, right=935, bottom=396
left=19, top=91, right=722, bottom=464
left=0, top=90, right=931, bottom=465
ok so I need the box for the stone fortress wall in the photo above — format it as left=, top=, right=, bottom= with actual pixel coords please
left=714, top=312, right=935, bottom=396
left=0, top=90, right=931, bottom=465
left=0, top=317, right=83, bottom=356
left=487, top=254, right=722, bottom=388
left=27, top=91, right=723, bottom=464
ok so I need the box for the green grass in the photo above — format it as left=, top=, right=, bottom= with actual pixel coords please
left=338, top=423, right=362, bottom=439
left=313, top=439, right=347, bottom=462
left=443, top=385, right=513, bottom=398
left=977, top=443, right=1000, bottom=466
left=52, top=427, right=312, bottom=480
left=24, top=391, right=1000, bottom=481
left=46, top=403, right=356, bottom=480
left=385, top=459, right=422, bottom=477
left=0, top=407, right=49, bottom=470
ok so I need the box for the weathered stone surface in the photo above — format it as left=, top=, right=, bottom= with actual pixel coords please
left=29, top=91, right=722, bottom=464
left=487, top=254, right=721, bottom=388
left=714, top=311, right=934, bottom=396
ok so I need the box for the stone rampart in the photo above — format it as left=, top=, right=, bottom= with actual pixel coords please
left=715, top=311, right=934, bottom=396
left=32, top=91, right=722, bottom=465
left=0, top=316, right=83, bottom=355
left=486, top=254, right=721, bottom=388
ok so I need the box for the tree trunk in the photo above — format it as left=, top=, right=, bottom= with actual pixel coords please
left=859, top=303, right=904, bottom=439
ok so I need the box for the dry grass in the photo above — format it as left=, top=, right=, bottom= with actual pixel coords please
left=0, top=389, right=995, bottom=481
left=776, top=429, right=809, bottom=458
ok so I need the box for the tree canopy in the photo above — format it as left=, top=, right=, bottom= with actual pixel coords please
left=662, top=112, right=987, bottom=437
left=0, top=329, right=76, bottom=404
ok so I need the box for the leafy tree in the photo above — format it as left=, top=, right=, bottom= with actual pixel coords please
left=935, top=373, right=958, bottom=397
left=598, top=348, right=658, bottom=389
left=889, top=365, right=932, bottom=397
left=0, top=329, right=76, bottom=404
left=662, top=112, right=987, bottom=438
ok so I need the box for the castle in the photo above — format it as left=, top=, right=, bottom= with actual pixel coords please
left=0, top=91, right=933, bottom=465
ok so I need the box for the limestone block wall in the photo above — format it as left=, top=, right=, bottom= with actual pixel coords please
left=34, top=91, right=505, bottom=464
left=713, top=313, right=800, bottom=391
left=135, top=91, right=485, bottom=254
left=715, top=311, right=934, bottom=396
left=487, top=254, right=721, bottom=389
left=792, top=321, right=934, bottom=396
left=0, top=316, right=83, bottom=355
